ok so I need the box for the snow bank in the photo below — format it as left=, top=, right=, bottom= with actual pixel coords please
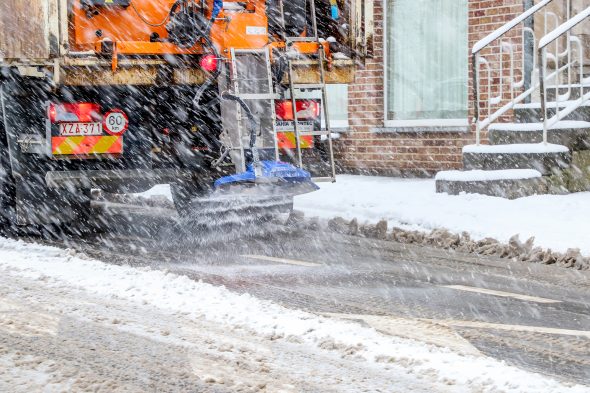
left=294, top=175, right=590, bottom=256
left=0, top=237, right=586, bottom=392
left=435, top=169, right=542, bottom=182
left=138, top=177, right=590, bottom=256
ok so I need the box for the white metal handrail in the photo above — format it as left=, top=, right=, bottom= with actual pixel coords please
left=473, top=0, right=553, bottom=54
left=473, top=0, right=572, bottom=145
left=539, top=6, right=590, bottom=144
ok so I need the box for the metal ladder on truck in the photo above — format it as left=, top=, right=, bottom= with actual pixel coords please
left=220, top=0, right=336, bottom=182
left=279, top=0, right=337, bottom=182
left=224, top=47, right=279, bottom=173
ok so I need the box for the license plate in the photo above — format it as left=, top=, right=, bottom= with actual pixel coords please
left=275, top=120, right=315, bottom=132
left=59, top=122, right=102, bottom=136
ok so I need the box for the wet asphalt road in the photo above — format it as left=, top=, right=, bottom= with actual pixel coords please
left=28, top=205, right=590, bottom=386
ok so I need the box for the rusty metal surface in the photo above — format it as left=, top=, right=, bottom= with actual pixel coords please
left=290, top=60, right=355, bottom=84
left=58, top=59, right=353, bottom=86
left=60, top=66, right=208, bottom=86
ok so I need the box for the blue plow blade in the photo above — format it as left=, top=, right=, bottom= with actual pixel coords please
left=214, top=161, right=319, bottom=197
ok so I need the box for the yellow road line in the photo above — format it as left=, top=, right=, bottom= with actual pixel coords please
left=241, top=255, right=321, bottom=267
left=442, top=285, right=561, bottom=304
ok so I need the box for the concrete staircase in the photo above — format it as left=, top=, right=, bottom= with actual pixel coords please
left=435, top=169, right=547, bottom=200
left=436, top=115, right=590, bottom=199
left=436, top=4, right=590, bottom=199
left=488, top=119, right=590, bottom=150
left=437, top=94, right=590, bottom=201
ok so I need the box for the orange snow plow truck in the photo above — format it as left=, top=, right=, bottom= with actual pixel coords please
left=0, top=0, right=370, bottom=227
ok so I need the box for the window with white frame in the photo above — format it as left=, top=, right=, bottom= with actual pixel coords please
left=296, top=84, right=349, bottom=129
left=326, top=84, right=349, bottom=128
left=385, top=0, right=468, bottom=127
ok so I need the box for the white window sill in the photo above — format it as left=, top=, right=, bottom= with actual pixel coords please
left=385, top=119, right=469, bottom=127
left=371, top=126, right=470, bottom=133
left=322, top=120, right=350, bottom=130
left=330, top=127, right=351, bottom=132
left=330, top=120, right=350, bottom=129
left=371, top=119, right=470, bottom=133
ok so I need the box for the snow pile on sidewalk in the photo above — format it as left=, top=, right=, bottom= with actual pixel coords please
left=136, top=178, right=590, bottom=257
left=294, top=175, right=590, bottom=257
left=0, top=237, right=586, bottom=393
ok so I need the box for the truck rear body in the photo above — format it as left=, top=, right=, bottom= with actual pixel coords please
left=0, top=0, right=368, bottom=225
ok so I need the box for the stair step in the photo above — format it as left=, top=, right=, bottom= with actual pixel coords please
left=435, top=169, right=546, bottom=199
left=546, top=82, right=590, bottom=90
left=462, top=143, right=571, bottom=175
left=513, top=101, right=590, bottom=110
left=436, top=168, right=542, bottom=182
left=489, top=120, right=590, bottom=131
left=463, top=143, right=570, bottom=153
left=544, top=84, right=590, bottom=101
left=513, top=102, right=590, bottom=123
left=488, top=121, right=590, bottom=149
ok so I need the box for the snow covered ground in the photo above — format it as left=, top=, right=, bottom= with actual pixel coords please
left=139, top=176, right=590, bottom=257
left=295, top=175, right=590, bottom=257
left=0, top=237, right=588, bottom=392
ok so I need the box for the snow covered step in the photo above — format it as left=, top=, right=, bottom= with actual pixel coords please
left=462, top=143, right=571, bottom=175
left=488, top=121, right=590, bottom=150
left=513, top=101, right=590, bottom=123
left=538, top=81, right=590, bottom=102
left=488, top=121, right=590, bottom=132
left=513, top=101, right=590, bottom=110
left=435, top=169, right=546, bottom=199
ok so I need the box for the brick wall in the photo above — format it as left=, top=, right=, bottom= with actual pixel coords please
left=335, top=0, right=524, bottom=177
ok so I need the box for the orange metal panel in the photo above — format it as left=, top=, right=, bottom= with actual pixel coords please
left=70, top=0, right=269, bottom=55
left=71, top=1, right=181, bottom=51
left=210, top=7, right=269, bottom=51
left=69, top=1, right=331, bottom=68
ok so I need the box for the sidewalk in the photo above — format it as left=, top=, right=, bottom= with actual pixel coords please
left=294, top=175, right=590, bottom=257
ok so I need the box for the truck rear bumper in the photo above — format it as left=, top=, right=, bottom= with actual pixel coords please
left=45, top=169, right=193, bottom=192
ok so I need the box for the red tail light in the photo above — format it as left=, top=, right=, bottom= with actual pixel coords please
left=200, top=54, right=218, bottom=72
left=48, top=103, right=102, bottom=123
left=275, top=100, right=321, bottom=121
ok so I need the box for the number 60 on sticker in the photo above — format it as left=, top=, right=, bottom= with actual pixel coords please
left=103, top=109, right=129, bottom=135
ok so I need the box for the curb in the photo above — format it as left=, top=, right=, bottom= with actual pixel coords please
left=287, top=211, right=590, bottom=271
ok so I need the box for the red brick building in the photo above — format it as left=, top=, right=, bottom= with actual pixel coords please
left=332, top=0, right=526, bottom=177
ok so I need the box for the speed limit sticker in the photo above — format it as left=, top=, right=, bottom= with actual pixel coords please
left=103, top=109, right=129, bottom=135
